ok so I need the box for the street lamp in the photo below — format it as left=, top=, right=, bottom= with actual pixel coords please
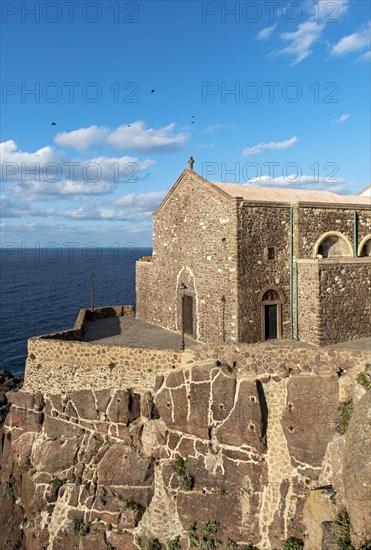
left=178, top=282, right=187, bottom=351
left=221, top=295, right=226, bottom=342
left=91, top=272, right=95, bottom=312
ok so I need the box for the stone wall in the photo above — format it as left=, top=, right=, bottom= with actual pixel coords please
left=1, top=343, right=370, bottom=549
left=136, top=261, right=153, bottom=322
left=136, top=170, right=240, bottom=343
left=298, top=206, right=371, bottom=259
left=298, top=259, right=371, bottom=346
left=23, top=334, right=369, bottom=396
left=24, top=337, right=182, bottom=395
left=297, top=262, right=321, bottom=346
left=318, top=259, right=371, bottom=345
left=238, top=203, right=292, bottom=343
left=38, top=305, right=134, bottom=342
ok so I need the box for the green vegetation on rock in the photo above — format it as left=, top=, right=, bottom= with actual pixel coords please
left=357, top=365, right=371, bottom=390
left=217, top=361, right=233, bottom=373
left=174, top=457, right=194, bottom=491
left=331, top=509, right=355, bottom=549
left=70, top=519, right=90, bottom=537
left=5, top=482, right=14, bottom=499
left=147, top=538, right=162, bottom=550
left=167, top=537, right=181, bottom=550
left=111, top=491, right=146, bottom=519
left=337, top=400, right=353, bottom=435
left=188, top=521, right=222, bottom=548
left=50, top=478, right=63, bottom=489
left=282, top=538, right=304, bottom=549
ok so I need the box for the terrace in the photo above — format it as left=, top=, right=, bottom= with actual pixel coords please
left=83, top=314, right=200, bottom=350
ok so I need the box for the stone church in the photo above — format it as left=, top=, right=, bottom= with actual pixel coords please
left=136, top=167, right=370, bottom=347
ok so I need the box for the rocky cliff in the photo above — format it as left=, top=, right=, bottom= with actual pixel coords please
left=0, top=353, right=370, bottom=550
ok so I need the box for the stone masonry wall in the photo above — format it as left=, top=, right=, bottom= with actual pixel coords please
left=23, top=336, right=369, bottom=396
left=136, top=170, right=239, bottom=343
left=24, top=337, right=182, bottom=394
left=136, top=262, right=153, bottom=322
left=297, top=262, right=321, bottom=346
left=298, top=206, right=371, bottom=258
left=297, top=260, right=371, bottom=346
left=1, top=342, right=370, bottom=550
left=238, top=204, right=292, bottom=343
left=318, top=260, right=371, bottom=345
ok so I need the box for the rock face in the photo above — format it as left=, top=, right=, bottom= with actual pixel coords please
left=0, top=370, right=23, bottom=426
left=0, top=360, right=369, bottom=550
left=343, top=393, right=370, bottom=547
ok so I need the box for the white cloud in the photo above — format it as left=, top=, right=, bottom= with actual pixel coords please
left=0, top=195, right=55, bottom=218
left=63, top=191, right=166, bottom=221
left=1, top=139, right=64, bottom=168
left=333, top=113, right=350, bottom=124
left=203, top=123, right=236, bottom=135
left=242, top=136, right=298, bottom=157
left=245, top=174, right=348, bottom=192
left=305, top=0, right=349, bottom=22
left=1, top=140, right=155, bottom=200
left=257, top=25, right=276, bottom=40
left=270, top=1, right=350, bottom=64
left=55, top=121, right=189, bottom=153
left=271, top=21, right=324, bottom=64
left=331, top=21, right=371, bottom=56
left=55, top=125, right=108, bottom=151
left=357, top=50, right=371, bottom=63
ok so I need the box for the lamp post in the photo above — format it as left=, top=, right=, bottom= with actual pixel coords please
left=178, top=282, right=187, bottom=351
left=91, top=272, right=95, bottom=312
left=221, top=295, right=226, bottom=342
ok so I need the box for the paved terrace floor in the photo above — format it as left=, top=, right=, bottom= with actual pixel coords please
left=83, top=316, right=200, bottom=350
left=83, top=316, right=371, bottom=353
left=256, top=337, right=371, bottom=352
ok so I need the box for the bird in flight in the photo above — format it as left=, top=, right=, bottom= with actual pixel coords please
left=51, top=122, right=56, bottom=126
left=151, top=89, right=155, bottom=94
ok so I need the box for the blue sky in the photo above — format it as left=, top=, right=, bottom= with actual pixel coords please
left=1, top=0, right=370, bottom=247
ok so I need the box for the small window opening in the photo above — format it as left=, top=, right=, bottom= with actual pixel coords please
left=268, top=247, right=275, bottom=260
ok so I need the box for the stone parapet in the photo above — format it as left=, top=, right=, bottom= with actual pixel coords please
left=23, top=335, right=369, bottom=396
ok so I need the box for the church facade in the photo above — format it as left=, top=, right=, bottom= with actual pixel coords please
left=136, top=169, right=371, bottom=346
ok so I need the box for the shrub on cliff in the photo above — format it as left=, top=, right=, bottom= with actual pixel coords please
left=174, top=458, right=194, bottom=491
left=167, top=537, right=181, bottom=550
left=282, top=538, right=304, bottom=549
left=331, top=509, right=355, bottom=549
left=337, top=400, right=353, bottom=435
left=188, top=521, right=222, bottom=548
left=357, top=365, right=371, bottom=390
left=70, top=519, right=90, bottom=537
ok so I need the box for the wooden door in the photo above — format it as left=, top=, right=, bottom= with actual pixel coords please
left=265, top=304, right=277, bottom=340
left=183, top=295, right=193, bottom=336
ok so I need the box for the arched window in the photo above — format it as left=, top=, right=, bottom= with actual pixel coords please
left=262, top=289, right=279, bottom=302
left=358, top=236, right=371, bottom=257
left=314, top=232, right=353, bottom=258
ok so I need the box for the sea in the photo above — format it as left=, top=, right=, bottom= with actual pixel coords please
left=0, top=246, right=152, bottom=376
